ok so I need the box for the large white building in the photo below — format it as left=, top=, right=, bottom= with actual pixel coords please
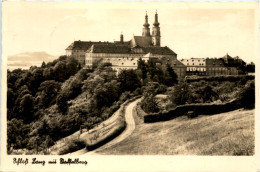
left=180, top=58, right=206, bottom=72
left=65, top=12, right=186, bottom=78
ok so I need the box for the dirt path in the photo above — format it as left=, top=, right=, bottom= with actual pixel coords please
left=69, top=98, right=141, bottom=155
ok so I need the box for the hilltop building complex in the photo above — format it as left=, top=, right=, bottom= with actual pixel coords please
left=65, top=12, right=247, bottom=78
left=66, top=11, right=186, bottom=78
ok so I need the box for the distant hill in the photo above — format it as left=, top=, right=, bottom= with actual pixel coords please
left=7, top=52, right=58, bottom=70
left=8, top=52, right=57, bottom=62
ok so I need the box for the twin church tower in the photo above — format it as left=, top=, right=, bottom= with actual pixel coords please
left=142, top=11, right=161, bottom=47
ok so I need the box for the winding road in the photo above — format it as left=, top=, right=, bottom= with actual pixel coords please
left=70, top=98, right=141, bottom=155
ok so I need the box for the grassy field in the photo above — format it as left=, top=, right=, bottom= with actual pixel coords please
left=97, top=109, right=254, bottom=155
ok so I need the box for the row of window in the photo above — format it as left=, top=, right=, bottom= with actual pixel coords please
left=85, top=60, right=92, bottom=64
left=186, top=63, right=205, bottom=66
left=208, top=68, right=227, bottom=71
left=120, top=63, right=136, bottom=66
left=181, top=59, right=206, bottom=62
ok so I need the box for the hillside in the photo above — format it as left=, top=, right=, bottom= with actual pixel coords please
left=8, top=52, right=57, bottom=70
left=8, top=52, right=56, bottom=62
left=97, top=109, right=254, bottom=155
left=7, top=55, right=255, bottom=155
left=7, top=56, right=144, bottom=155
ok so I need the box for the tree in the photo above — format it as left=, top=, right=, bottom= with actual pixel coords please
left=28, top=68, right=44, bottom=94
left=53, top=61, right=67, bottom=81
left=66, top=57, right=79, bottom=78
left=7, top=88, right=15, bottom=109
left=7, top=119, right=30, bottom=151
left=27, top=136, right=41, bottom=153
left=137, top=58, right=147, bottom=80
left=37, top=119, right=51, bottom=136
left=94, top=80, right=120, bottom=109
left=37, top=80, right=61, bottom=108
left=141, top=84, right=160, bottom=113
left=196, top=85, right=219, bottom=103
left=41, top=61, right=46, bottom=68
left=42, top=135, right=54, bottom=152
left=118, top=69, right=141, bottom=92
left=237, top=80, right=255, bottom=109
left=19, top=94, right=34, bottom=123
left=166, top=64, right=178, bottom=85
left=56, top=92, right=68, bottom=114
left=171, top=81, right=191, bottom=106
left=147, top=59, right=157, bottom=79
left=43, top=67, right=54, bottom=80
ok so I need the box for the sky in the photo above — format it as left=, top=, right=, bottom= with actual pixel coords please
left=2, top=1, right=259, bottom=63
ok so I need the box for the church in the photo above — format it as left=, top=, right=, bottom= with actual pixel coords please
left=65, top=11, right=186, bottom=78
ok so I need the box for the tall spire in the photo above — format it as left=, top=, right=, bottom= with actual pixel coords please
left=142, top=11, right=150, bottom=36
left=153, top=9, right=160, bottom=26
left=152, top=10, right=161, bottom=46
left=143, top=11, right=149, bottom=27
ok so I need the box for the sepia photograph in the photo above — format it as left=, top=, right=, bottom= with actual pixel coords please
left=1, top=1, right=259, bottom=171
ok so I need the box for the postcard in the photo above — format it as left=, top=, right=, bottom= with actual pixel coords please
left=1, top=1, right=259, bottom=172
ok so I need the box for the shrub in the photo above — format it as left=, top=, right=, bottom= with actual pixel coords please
left=170, top=81, right=191, bottom=106
left=186, top=111, right=198, bottom=119
left=237, top=80, right=255, bottom=109
left=58, top=139, right=86, bottom=155
left=136, top=103, right=147, bottom=119
left=141, top=84, right=160, bottom=113
left=157, top=84, right=167, bottom=94
left=197, top=85, right=219, bottom=103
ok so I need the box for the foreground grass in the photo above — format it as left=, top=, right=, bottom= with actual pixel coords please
left=97, top=109, right=254, bottom=155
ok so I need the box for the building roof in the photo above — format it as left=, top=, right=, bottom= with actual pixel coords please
left=85, top=43, right=177, bottom=56
left=131, top=36, right=152, bottom=47
left=160, top=57, right=186, bottom=67
left=223, top=53, right=232, bottom=59
left=65, top=40, right=113, bottom=50
left=114, top=41, right=131, bottom=46
left=87, top=44, right=131, bottom=54
left=141, top=46, right=177, bottom=55
left=206, top=58, right=225, bottom=67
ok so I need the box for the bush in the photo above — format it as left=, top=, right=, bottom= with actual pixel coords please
left=144, top=99, right=241, bottom=123
left=186, top=111, right=198, bottom=119
left=157, top=84, right=167, bottom=94
left=136, top=103, right=147, bottom=119
left=141, top=84, right=160, bottom=113
left=237, top=80, right=255, bottom=109
left=58, top=139, right=86, bottom=155
left=170, top=81, right=191, bottom=106
left=197, top=85, right=219, bottom=103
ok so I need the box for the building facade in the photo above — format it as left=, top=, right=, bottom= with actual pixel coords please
left=65, top=41, right=115, bottom=65
left=206, top=58, right=230, bottom=76
left=180, top=58, right=206, bottom=76
left=81, top=11, right=185, bottom=78
left=180, top=54, right=246, bottom=76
